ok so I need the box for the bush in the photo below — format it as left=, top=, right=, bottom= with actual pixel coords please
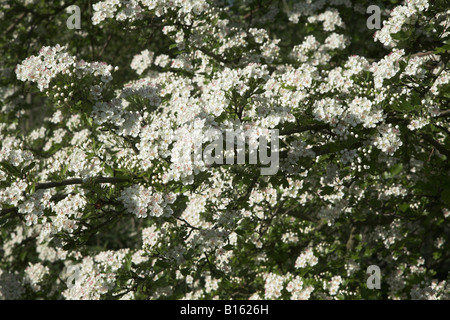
left=0, top=0, right=449, bottom=300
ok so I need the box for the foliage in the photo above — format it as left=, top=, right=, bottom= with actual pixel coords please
left=0, top=0, right=449, bottom=300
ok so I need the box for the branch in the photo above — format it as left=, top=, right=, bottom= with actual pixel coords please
left=0, top=207, right=18, bottom=217
left=3, top=12, right=28, bottom=35
left=280, top=123, right=330, bottom=136
left=281, top=204, right=321, bottom=224
left=410, top=51, right=435, bottom=58
left=34, top=176, right=134, bottom=190
left=437, top=109, right=450, bottom=118
left=194, top=46, right=241, bottom=64
left=421, top=134, right=450, bottom=158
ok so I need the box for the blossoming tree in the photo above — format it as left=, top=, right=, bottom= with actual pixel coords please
left=0, top=0, right=449, bottom=299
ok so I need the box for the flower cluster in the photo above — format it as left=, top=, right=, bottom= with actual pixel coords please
left=264, top=273, right=286, bottom=299
left=130, top=49, right=154, bottom=75
left=24, top=263, right=49, bottom=292
left=15, top=45, right=114, bottom=92
left=15, top=45, right=75, bottom=91
left=374, top=0, right=430, bottom=47
left=295, top=248, right=319, bottom=269
left=373, top=124, right=403, bottom=155
left=370, top=49, right=405, bottom=89
left=118, top=184, right=176, bottom=218
left=286, top=276, right=314, bottom=300
left=62, top=249, right=130, bottom=300
left=92, top=0, right=209, bottom=25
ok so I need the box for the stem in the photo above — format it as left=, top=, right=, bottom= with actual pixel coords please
left=34, top=176, right=135, bottom=190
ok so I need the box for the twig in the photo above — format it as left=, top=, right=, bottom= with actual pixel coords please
left=35, top=176, right=136, bottom=190
left=280, top=123, right=329, bottom=136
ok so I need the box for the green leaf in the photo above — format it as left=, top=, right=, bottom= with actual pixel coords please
left=433, top=251, right=442, bottom=260
left=321, top=186, right=334, bottom=195
left=63, top=242, right=77, bottom=251
left=81, top=113, right=93, bottom=126
left=185, top=248, right=195, bottom=260
left=20, top=250, right=27, bottom=261
left=30, top=183, right=36, bottom=195
left=180, top=268, right=190, bottom=276
left=155, top=260, right=170, bottom=269
left=124, top=257, right=132, bottom=271
left=104, top=165, right=115, bottom=177
left=281, top=84, right=296, bottom=90
left=434, top=43, right=450, bottom=54
left=411, top=91, right=421, bottom=106
left=441, top=188, right=450, bottom=206
left=61, top=164, right=69, bottom=176
left=399, top=202, right=409, bottom=212
left=22, top=162, right=36, bottom=174
left=390, top=163, right=403, bottom=177
left=0, top=161, right=21, bottom=177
